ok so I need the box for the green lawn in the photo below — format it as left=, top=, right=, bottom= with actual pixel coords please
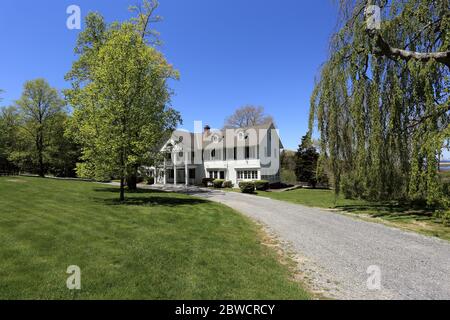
left=256, top=188, right=368, bottom=208
left=255, top=188, right=450, bottom=241
left=0, top=177, right=309, bottom=300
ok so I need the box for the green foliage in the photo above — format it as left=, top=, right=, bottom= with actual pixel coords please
left=0, top=106, right=19, bottom=173
left=281, top=169, right=297, bottom=185
left=213, top=179, right=225, bottom=188
left=254, top=180, right=270, bottom=191
left=223, top=180, right=233, bottom=188
left=309, top=0, right=449, bottom=212
left=202, top=178, right=214, bottom=187
left=295, top=134, right=320, bottom=188
left=280, top=150, right=297, bottom=184
left=239, top=181, right=256, bottom=193
left=10, top=79, right=69, bottom=177
left=434, top=210, right=450, bottom=227
left=66, top=10, right=181, bottom=200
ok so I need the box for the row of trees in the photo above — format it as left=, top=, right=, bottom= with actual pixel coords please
left=0, top=80, right=80, bottom=177
left=0, top=0, right=181, bottom=201
left=309, top=0, right=449, bottom=207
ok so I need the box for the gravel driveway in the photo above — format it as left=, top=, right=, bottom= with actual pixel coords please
left=134, top=184, right=450, bottom=300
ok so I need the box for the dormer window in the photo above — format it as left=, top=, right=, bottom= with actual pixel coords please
left=211, top=149, right=216, bottom=159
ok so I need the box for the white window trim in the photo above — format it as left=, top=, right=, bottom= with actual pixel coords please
left=236, top=169, right=259, bottom=181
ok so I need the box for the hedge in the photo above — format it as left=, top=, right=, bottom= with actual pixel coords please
left=202, top=178, right=214, bottom=187
left=239, top=181, right=255, bottom=193
left=223, top=180, right=233, bottom=188
left=254, top=180, right=270, bottom=191
left=213, top=179, right=225, bottom=188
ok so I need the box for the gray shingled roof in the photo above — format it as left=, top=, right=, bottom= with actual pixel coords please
left=163, top=122, right=283, bottom=151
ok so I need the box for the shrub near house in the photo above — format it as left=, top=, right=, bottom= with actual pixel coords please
left=239, top=181, right=256, bottom=193
left=213, top=179, right=225, bottom=188
left=254, top=180, right=270, bottom=191
left=223, top=181, right=233, bottom=188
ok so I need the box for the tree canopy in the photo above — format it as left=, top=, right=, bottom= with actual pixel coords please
left=295, top=135, right=320, bottom=188
left=66, top=1, right=181, bottom=200
left=309, top=0, right=449, bottom=206
left=12, top=79, right=66, bottom=177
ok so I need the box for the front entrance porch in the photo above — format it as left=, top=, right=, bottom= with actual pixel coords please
left=164, top=167, right=197, bottom=186
left=207, top=169, right=226, bottom=180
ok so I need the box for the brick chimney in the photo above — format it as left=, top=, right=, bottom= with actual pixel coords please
left=203, top=125, right=211, bottom=136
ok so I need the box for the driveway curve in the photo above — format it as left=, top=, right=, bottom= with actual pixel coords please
left=145, top=185, right=450, bottom=300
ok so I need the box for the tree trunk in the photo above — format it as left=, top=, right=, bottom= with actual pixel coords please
left=120, top=177, right=125, bottom=202
left=126, top=173, right=138, bottom=191
left=38, top=151, right=44, bottom=177
left=37, top=131, right=44, bottom=177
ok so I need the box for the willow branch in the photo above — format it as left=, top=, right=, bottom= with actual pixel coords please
left=372, top=32, right=450, bottom=69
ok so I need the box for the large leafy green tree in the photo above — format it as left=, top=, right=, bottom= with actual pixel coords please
left=46, top=113, right=81, bottom=177
left=66, top=2, right=180, bottom=201
left=309, top=0, right=449, bottom=206
left=0, top=106, right=20, bottom=173
left=12, top=79, right=66, bottom=177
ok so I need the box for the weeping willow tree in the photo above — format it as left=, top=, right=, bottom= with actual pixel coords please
left=310, top=0, right=449, bottom=206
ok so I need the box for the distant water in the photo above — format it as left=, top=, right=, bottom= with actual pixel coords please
left=441, top=161, right=450, bottom=171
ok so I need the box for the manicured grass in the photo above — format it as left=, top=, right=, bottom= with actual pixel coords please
left=256, top=188, right=368, bottom=208
left=0, top=177, right=309, bottom=300
left=255, top=188, right=450, bottom=241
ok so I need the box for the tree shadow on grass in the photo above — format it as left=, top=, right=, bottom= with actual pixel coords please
left=93, top=187, right=209, bottom=207
left=335, top=203, right=434, bottom=222
left=93, top=187, right=163, bottom=194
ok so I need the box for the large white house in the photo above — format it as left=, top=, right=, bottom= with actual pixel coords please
left=151, top=123, right=283, bottom=187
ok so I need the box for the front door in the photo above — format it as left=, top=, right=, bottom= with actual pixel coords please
left=177, top=169, right=185, bottom=184
left=189, top=168, right=196, bottom=184
left=220, top=171, right=225, bottom=179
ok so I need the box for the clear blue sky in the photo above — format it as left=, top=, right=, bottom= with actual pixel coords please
left=7, top=0, right=448, bottom=160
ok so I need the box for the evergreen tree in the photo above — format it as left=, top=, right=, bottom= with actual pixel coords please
left=295, top=135, right=319, bottom=188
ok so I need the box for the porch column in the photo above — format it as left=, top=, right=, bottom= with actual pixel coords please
left=163, top=158, right=167, bottom=185
left=185, top=152, right=189, bottom=186
left=173, top=154, right=177, bottom=185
